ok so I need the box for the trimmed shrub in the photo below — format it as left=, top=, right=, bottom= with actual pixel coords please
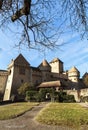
left=25, top=90, right=37, bottom=101
left=57, top=91, right=75, bottom=103
left=80, top=96, right=88, bottom=102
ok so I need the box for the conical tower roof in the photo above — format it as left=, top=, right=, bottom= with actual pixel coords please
left=68, top=66, right=79, bottom=73
left=38, top=59, right=51, bottom=71
left=39, top=59, right=51, bottom=67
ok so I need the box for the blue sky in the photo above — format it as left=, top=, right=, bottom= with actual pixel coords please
left=0, top=30, right=88, bottom=78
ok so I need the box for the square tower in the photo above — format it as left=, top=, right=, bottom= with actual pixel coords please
left=49, top=58, right=63, bottom=73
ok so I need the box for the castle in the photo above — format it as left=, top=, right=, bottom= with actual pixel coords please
left=0, top=54, right=88, bottom=102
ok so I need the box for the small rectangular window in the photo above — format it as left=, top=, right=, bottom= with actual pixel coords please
left=19, top=67, right=25, bottom=75
left=21, top=79, right=24, bottom=83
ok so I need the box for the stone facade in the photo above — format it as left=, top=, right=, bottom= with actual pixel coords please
left=49, top=58, right=63, bottom=73
left=0, top=53, right=87, bottom=102
left=0, top=70, right=8, bottom=99
left=68, top=66, right=80, bottom=82
left=3, top=54, right=31, bottom=100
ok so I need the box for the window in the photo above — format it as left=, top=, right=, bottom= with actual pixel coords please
left=21, top=79, right=24, bottom=83
left=19, top=67, right=25, bottom=75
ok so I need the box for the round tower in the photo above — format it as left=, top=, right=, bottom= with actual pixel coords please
left=68, top=66, right=80, bottom=82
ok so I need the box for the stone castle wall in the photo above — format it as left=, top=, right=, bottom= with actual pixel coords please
left=0, top=71, right=8, bottom=95
left=67, top=88, right=88, bottom=102
left=11, top=65, right=31, bottom=96
left=1, top=54, right=87, bottom=101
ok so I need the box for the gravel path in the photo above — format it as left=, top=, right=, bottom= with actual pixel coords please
left=79, top=102, right=88, bottom=108
left=0, top=102, right=87, bottom=130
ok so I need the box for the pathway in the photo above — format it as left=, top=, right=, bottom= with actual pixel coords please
left=0, top=102, right=87, bottom=130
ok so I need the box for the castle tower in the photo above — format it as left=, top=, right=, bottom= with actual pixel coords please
left=3, top=54, right=31, bottom=101
left=38, top=59, right=51, bottom=82
left=68, top=66, right=80, bottom=82
left=49, top=58, right=63, bottom=73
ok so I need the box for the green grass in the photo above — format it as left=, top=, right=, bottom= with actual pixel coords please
left=0, top=102, right=38, bottom=120
left=36, top=103, right=88, bottom=128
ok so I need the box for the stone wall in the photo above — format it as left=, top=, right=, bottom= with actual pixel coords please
left=31, top=68, right=42, bottom=85
left=66, top=90, right=80, bottom=102
left=3, top=67, right=14, bottom=101
left=11, top=65, right=31, bottom=95
left=67, top=88, right=88, bottom=102
left=80, top=89, right=88, bottom=97
left=0, top=71, right=8, bottom=95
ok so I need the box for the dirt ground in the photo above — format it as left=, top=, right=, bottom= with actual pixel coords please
left=0, top=102, right=87, bottom=130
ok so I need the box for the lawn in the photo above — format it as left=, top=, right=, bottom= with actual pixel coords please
left=36, top=103, right=88, bottom=129
left=0, top=102, right=38, bottom=120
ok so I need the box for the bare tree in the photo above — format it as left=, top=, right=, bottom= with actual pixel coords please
left=0, top=0, right=88, bottom=51
left=0, top=0, right=60, bottom=50
left=60, top=0, right=88, bottom=38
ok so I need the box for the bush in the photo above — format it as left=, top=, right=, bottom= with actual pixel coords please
left=32, top=89, right=75, bottom=103
left=25, top=90, right=37, bottom=102
left=25, top=88, right=53, bottom=102
left=56, top=91, right=75, bottom=103
left=35, top=93, right=42, bottom=102
left=63, top=95, right=76, bottom=103
left=24, top=87, right=76, bottom=103
left=80, top=96, right=88, bottom=102
left=35, top=88, right=55, bottom=102
left=37, top=88, right=47, bottom=102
